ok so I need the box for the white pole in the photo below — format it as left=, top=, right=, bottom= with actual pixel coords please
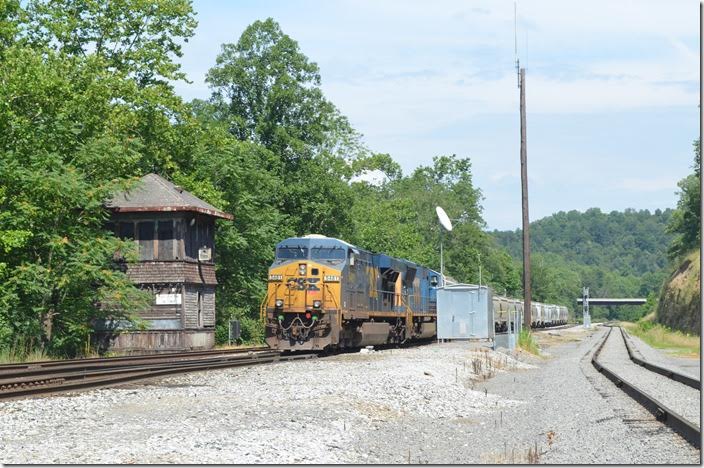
left=440, top=236, right=444, bottom=286
left=478, top=252, right=482, bottom=287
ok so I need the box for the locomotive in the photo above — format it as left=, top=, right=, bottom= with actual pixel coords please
left=262, top=234, right=571, bottom=351
left=261, top=235, right=439, bottom=351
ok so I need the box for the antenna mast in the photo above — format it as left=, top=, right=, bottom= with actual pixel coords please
left=514, top=1, right=520, bottom=88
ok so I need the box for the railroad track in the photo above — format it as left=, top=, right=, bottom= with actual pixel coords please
left=592, top=326, right=701, bottom=448
left=0, top=347, right=316, bottom=401
left=0, top=345, right=269, bottom=373
left=533, top=323, right=576, bottom=332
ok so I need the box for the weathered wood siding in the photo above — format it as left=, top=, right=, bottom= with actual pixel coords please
left=126, top=261, right=217, bottom=285
left=183, top=285, right=216, bottom=329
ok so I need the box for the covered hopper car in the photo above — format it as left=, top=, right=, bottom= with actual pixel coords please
left=493, top=296, right=569, bottom=332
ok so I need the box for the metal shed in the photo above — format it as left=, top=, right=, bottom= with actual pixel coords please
left=437, top=284, right=494, bottom=340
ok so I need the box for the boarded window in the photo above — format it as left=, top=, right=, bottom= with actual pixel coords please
left=197, top=291, right=203, bottom=328
left=138, top=221, right=154, bottom=260
left=118, top=222, right=134, bottom=240
left=173, top=219, right=184, bottom=259
left=157, top=220, right=174, bottom=260
left=197, top=220, right=214, bottom=250
left=186, top=219, right=198, bottom=259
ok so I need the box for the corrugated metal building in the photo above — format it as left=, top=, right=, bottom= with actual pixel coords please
left=437, top=284, right=494, bottom=341
left=94, top=174, right=233, bottom=353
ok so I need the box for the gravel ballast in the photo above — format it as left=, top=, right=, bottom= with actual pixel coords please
left=0, top=326, right=699, bottom=464
left=624, top=329, right=701, bottom=380
left=596, top=328, right=701, bottom=428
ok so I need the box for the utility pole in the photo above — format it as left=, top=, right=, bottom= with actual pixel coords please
left=519, top=67, right=532, bottom=330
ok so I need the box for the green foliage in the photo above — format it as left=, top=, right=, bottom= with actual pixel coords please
left=205, top=18, right=362, bottom=160
left=215, top=307, right=264, bottom=345
left=203, top=18, right=364, bottom=238
left=348, top=155, right=522, bottom=296
left=623, top=318, right=699, bottom=356
left=23, top=0, right=197, bottom=83
left=0, top=0, right=195, bottom=357
left=666, top=140, right=700, bottom=260
left=656, top=248, right=700, bottom=334
left=493, top=208, right=674, bottom=320
left=518, top=328, right=539, bottom=355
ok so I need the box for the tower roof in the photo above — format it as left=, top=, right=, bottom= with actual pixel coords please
left=107, top=173, right=233, bottom=220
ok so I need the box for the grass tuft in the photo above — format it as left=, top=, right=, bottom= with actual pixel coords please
left=517, top=328, right=540, bottom=355
left=621, top=319, right=700, bottom=357
left=0, top=347, right=49, bottom=364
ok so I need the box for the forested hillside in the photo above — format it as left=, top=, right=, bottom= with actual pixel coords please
left=492, top=208, right=675, bottom=320
left=655, top=141, right=700, bottom=333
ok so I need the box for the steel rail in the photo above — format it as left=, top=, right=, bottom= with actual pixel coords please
left=619, top=327, right=700, bottom=390
left=0, top=346, right=269, bottom=372
left=0, top=351, right=315, bottom=401
left=0, top=348, right=273, bottom=380
left=591, top=326, right=701, bottom=449
left=0, top=351, right=280, bottom=387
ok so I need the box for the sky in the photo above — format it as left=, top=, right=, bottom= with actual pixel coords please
left=172, top=0, right=699, bottom=231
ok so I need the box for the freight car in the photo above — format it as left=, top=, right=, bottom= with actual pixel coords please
left=262, top=235, right=439, bottom=351
left=492, top=296, right=569, bottom=332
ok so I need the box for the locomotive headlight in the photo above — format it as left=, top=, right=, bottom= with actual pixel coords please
left=298, top=263, right=307, bottom=275
left=323, top=275, right=340, bottom=282
left=275, top=299, right=284, bottom=308
left=268, top=274, right=283, bottom=281
left=312, top=300, right=322, bottom=309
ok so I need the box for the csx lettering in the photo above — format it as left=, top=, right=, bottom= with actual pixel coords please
left=286, top=277, right=320, bottom=291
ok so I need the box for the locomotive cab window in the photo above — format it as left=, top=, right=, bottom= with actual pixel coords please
left=311, top=247, right=346, bottom=260
left=276, top=245, right=308, bottom=259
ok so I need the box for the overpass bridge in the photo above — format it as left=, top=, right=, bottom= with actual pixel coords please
left=577, top=288, right=647, bottom=327
left=576, top=298, right=647, bottom=306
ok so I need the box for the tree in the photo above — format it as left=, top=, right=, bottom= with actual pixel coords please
left=667, top=139, right=701, bottom=260
left=348, top=154, right=522, bottom=296
left=0, top=1, right=197, bottom=356
left=23, top=0, right=197, bottom=84
left=205, top=18, right=358, bottom=158
left=203, top=17, right=365, bottom=237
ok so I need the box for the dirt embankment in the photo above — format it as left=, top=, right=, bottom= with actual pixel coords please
left=656, top=249, right=700, bottom=333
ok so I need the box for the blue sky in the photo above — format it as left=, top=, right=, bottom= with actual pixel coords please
left=173, top=0, right=699, bottom=230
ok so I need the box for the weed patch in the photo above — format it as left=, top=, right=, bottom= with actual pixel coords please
left=621, top=320, right=700, bottom=357
left=518, top=328, right=540, bottom=355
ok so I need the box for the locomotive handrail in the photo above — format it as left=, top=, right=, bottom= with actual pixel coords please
left=399, top=294, right=414, bottom=334
left=259, top=284, right=280, bottom=324
left=324, top=284, right=342, bottom=327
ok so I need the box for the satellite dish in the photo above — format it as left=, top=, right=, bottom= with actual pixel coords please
left=436, top=206, right=453, bottom=232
